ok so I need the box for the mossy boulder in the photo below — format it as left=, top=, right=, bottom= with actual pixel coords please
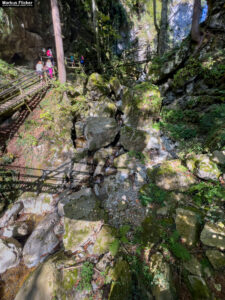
left=86, top=73, right=110, bottom=99
left=187, top=276, right=210, bottom=300
left=186, top=154, right=221, bottom=181
left=206, top=250, right=225, bottom=270
left=58, top=188, right=100, bottom=220
left=200, top=222, right=225, bottom=250
left=122, top=82, right=161, bottom=128
left=109, top=77, right=122, bottom=99
left=63, top=218, right=102, bottom=253
left=108, top=260, right=132, bottom=300
left=149, top=160, right=196, bottom=191
left=93, top=225, right=117, bottom=255
left=15, top=252, right=82, bottom=300
left=120, top=126, right=150, bottom=152
left=175, top=208, right=200, bottom=247
left=149, top=252, right=174, bottom=300
left=88, top=97, right=117, bottom=118
left=183, top=256, right=202, bottom=277
left=84, top=117, right=120, bottom=151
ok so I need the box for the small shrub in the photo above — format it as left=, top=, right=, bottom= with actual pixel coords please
left=187, top=182, right=225, bottom=206
left=77, top=262, right=94, bottom=291
left=139, top=183, right=168, bottom=206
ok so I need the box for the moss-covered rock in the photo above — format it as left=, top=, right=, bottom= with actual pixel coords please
left=206, top=250, right=225, bottom=270
left=109, top=77, right=122, bottom=99
left=175, top=208, right=200, bottom=247
left=120, top=126, right=150, bottom=152
left=86, top=73, right=110, bottom=99
left=108, top=260, right=132, bottom=300
left=93, top=225, right=117, bottom=255
left=149, top=160, right=196, bottom=191
left=14, top=252, right=86, bottom=300
left=183, top=256, right=202, bottom=277
left=200, top=222, right=225, bottom=250
left=88, top=97, right=117, bottom=118
left=187, top=275, right=210, bottom=300
left=122, top=82, right=161, bottom=128
left=149, top=252, right=174, bottom=300
left=63, top=218, right=102, bottom=253
left=186, top=154, right=221, bottom=181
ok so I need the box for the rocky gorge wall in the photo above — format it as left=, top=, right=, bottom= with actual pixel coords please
left=0, top=1, right=225, bottom=300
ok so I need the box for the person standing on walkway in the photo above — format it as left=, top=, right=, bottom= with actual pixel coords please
left=36, top=61, right=44, bottom=81
left=46, top=59, right=53, bottom=79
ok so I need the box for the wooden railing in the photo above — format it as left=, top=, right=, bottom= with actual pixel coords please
left=0, top=71, right=52, bottom=117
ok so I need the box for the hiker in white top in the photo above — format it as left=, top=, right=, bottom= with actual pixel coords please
left=36, top=61, right=44, bottom=80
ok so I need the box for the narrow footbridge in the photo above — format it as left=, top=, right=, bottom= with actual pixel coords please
left=0, top=71, right=51, bottom=118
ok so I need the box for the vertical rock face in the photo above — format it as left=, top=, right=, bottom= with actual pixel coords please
left=168, top=0, right=193, bottom=48
left=0, top=5, right=52, bottom=62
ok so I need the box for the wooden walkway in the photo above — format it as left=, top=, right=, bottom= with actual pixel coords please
left=0, top=72, right=51, bottom=117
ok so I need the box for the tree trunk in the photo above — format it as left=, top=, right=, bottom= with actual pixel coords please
left=158, top=0, right=168, bottom=55
left=50, top=0, right=66, bottom=83
left=153, top=0, right=159, bottom=33
left=92, top=0, right=101, bottom=68
left=191, top=0, right=202, bottom=43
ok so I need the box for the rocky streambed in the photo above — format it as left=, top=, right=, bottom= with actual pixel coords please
left=0, top=67, right=224, bottom=300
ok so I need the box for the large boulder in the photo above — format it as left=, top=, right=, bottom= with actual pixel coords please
left=109, top=77, right=123, bottom=99
left=122, top=82, right=161, bottom=128
left=63, top=218, right=103, bottom=253
left=18, top=193, right=57, bottom=215
left=200, top=222, right=225, bottom=250
left=149, top=252, right=174, bottom=300
left=88, top=97, right=117, bottom=118
left=206, top=250, right=225, bottom=270
left=86, top=73, right=110, bottom=99
left=0, top=202, right=23, bottom=228
left=119, top=126, right=150, bottom=152
left=23, top=212, right=61, bottom=267
left=0, top=238, right=21, bottom=274
left=175, top=208, right=200, bottom=246
left=188, top=276, right=210, bottom=299
left=93, top=225, right=117, bottom=255
left=108, top=260, right=132, bottom=300
left=186, top=154, right=221, bottom=181
left=58, top=188, right=100, bottom=220
left=149, top=160, right=196, bottom=191
left=15, top=252, right=88, bottom=300
left=84, top=117, right=120, bottom=151
left=183, top=256, right=202, bottom=277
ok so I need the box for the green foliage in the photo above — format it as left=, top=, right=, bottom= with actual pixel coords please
left=77, top=262, right=94, bottom=291
left=109, top=239, right=120, bottom=256
left=173, top=58, right=202, bottom=88
left=139, top=183, right=168, bottom=206
left=128, top=150, right=145, bottom=163
left=17, top=133, right=38, bottom=147
left=187, top=182, right=225, bottom=206
left=167, top=231, right=191, bottom=261
left=127, top=255, right=153, bottom=288
left=199, top=104, right=225, bottom=134
left=119, top=225, right=130, bottom=243
left=0, top=58, right=18, bottom=79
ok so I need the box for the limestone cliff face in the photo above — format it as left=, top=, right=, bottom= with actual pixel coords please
left=0, top=2, right=52, bottom=62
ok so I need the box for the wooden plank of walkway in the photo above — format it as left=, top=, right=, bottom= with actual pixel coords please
left=0, top=81, right=48, bottom=117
